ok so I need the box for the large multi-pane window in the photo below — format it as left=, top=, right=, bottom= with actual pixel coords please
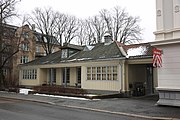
left=86, top=66, right=118, bottom=81
left=22, top=69, right=37, bottom=80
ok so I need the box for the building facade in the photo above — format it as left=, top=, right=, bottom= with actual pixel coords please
left=19, top=36, right=157, bottom=96
left=152, top=0, right=180, bottom=106
left=1, top=24, right=60, bottom=86
left=0, top=24, right=18, bottom=86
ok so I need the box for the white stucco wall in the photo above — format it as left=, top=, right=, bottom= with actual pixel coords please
left=157, top=43, right=180, bottom=89
left=81, top=61, right=122, bottom=92
left=19, top=68, right=40, bottom=86
left=155, top=0, right=180, bottom=41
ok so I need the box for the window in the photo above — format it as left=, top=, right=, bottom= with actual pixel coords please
left=21, top=43, right=29, bottom=51
left=87, top=67, right=91, bottom=80
left=102, top=67, right=106, bottom=80
left=87, top=66, right=118, bottom=81
left=63, top=68, right=70, bottom=83
left=61, top=49, right=68, bottom=58
left=92, top=67, right=96, bottom=80
left=21, top=56, right=29, bottom=64
left=22, top=32, right=29, bottom=39
left=107, top=66, right=112, bottom=80
left=36, top=46, right=40, bottom=53
left=49, top=69, right=56, bottom=83
left=2, top=69, right=8, bottom=76
left=53, top=69, right=56, bottom=83
left=97, top=67, right=101, bottom=80
left=113, top=66, right=117, bottom=80
left=22, top=69, right=37, bottom=80
left=77, top=67, right=81, bottom=83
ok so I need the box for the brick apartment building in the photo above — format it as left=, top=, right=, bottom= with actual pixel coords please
left=1, top=24, right=60, bottom=86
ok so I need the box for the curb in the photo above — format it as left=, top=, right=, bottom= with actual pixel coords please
left=60, top=105, right=174, bottom=120
left=0, top=96, right=177, bottom=120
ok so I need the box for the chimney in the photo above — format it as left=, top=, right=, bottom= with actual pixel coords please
left=104, top=31, right=112, bottom=44
left=32, top=24, right=35, bottom=31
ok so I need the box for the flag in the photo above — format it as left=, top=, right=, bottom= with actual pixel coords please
left=153, top=48, right=162, bottom=67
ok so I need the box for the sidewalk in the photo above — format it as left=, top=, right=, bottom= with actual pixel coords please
left=0, top=91, right=180, bottom=120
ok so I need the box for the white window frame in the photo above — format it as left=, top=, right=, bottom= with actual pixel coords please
left=22, top=69, right=37, bottom=80
left=21, top=43, right=29, bottom=51
left=86, top=66, right=118, bottom=81
left=21, top=56, right=29, bottom=64
left=61, top=49, right=68, bottom=58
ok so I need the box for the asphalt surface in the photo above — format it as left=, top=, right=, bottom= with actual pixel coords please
left=0, top=97, right=145, bottom=120
left=0, top=91, right=180, bottom=120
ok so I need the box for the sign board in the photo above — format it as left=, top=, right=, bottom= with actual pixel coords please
left=153, top=48, right=162, bottom=67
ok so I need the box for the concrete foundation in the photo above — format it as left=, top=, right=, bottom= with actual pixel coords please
left=157, top=88, right=180, bottom=107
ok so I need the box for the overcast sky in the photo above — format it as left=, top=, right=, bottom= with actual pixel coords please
left=16, top=0, right=156, bottom=42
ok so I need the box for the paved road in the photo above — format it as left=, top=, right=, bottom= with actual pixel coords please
left=1, top=92, right=180, bottom=120
left=0, top=97, right=146, bottom=120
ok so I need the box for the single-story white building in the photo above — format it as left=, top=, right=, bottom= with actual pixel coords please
left=19, top=35, right=157, bottom=96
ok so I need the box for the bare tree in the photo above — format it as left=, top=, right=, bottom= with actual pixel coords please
left=63, top=15, right=79, bottom=44
left=28, top=7, right=59, bottom=55
left=90, top=15, right=106, bottom=43
left=119, top=15, right=142, bottom=44
left=0, top=0, right=19, bottom=23
left=100, top=9, right=113, bottom=37
left=0, top=0, right=21, bottom=88
left=76, top=19, right=86, bottom=45
left=100, top=6, right=142, bottom=44
left=23, top=5, right=142, bottom=48
left=54, top=13, right=67, bottom=46
left=79, top=17, right=104, bottom=45
left=83, top=19, right=96, bottom=45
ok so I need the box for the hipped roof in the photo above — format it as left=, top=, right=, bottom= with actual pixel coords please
left=21, top=42, right=125, bottom=66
